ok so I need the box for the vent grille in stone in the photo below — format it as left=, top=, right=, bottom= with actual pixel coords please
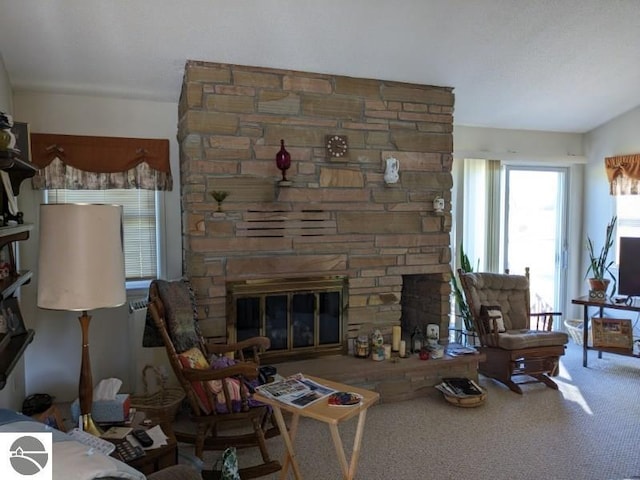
left=237, top=210, right=336, bottom=237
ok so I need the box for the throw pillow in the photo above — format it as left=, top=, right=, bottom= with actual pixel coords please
left=209, top=356, right=257, bottom=413
left=480, top=305, right=506, bottom=333
left=178, top=347, right=213, bottom=414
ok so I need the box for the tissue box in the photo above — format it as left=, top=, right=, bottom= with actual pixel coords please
left=71, top=394, right=131, bottom=424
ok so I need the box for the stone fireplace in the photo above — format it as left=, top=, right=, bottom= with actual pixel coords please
left=178, top=60, right=454, bottom=360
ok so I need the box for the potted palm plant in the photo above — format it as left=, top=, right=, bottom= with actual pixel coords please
left=585, top=216, right=617, bottom=300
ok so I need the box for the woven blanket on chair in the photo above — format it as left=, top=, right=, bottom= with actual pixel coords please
left=142, top=278, right=202, bottom=351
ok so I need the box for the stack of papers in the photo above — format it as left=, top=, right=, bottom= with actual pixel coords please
left=256, top=373, right=336, bottom=408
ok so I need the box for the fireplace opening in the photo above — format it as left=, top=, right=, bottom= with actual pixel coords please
left=400, top=272, right=450, bottom=343
left=227, top=277, right=348, bottom=362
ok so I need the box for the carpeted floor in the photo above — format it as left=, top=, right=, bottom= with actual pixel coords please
left=191, top=341, right=640, bottom=480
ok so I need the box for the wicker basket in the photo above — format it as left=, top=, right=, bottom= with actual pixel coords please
left=130, top=365, right=185, bottom=424
left=443, top=390, right=487, bottom=408
left=564, top=319, right=592, bottom=346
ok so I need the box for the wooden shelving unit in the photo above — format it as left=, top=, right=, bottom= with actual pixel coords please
left=0, top=148, right=37, bottom=389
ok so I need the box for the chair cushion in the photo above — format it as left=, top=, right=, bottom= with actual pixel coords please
left=480, top=305, right=506, bottom=332
left=461, top=272, right=530, bottom=330
left=493, top=329, right=569, bottom=350
left=209, top=356, right=263, bottom=414
left=178, top=348, right=259, bottom=415
left=178, top=347, right=213, bottom=414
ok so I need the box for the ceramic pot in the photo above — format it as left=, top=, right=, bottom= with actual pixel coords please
left=588, top=278, right=610, bottom=302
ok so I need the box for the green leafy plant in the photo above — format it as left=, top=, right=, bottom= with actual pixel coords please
left=585, top=216, right=617, bottom=293
left=210, top=190, right=229, bottom=212
left=451, top=244, right=477, bottom=331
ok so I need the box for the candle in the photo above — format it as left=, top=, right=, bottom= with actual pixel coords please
left=384, top=344, right=392, bottom=359
left=392, top=325, right=401, bottom=351
left=399, top=340, right=406, bottom=357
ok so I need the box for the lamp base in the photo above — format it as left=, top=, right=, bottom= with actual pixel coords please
left=81, top=413, right=103, bottom=436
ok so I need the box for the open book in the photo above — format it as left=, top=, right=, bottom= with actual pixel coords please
left=256, top=373, right=337, bottom=408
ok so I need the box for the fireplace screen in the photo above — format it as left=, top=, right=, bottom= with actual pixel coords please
left=228, top=277, right=346, bottom=361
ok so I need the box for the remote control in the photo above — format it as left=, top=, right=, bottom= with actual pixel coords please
left=115, top=440, right=145, bottom=462
left=132, top=428, right=153, bottom=448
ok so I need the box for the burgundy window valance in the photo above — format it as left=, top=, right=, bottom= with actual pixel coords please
left=605, top=154, right=640, bottom=195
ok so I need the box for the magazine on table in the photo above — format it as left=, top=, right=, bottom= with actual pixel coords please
left=255, top=373, right=337, bottom=408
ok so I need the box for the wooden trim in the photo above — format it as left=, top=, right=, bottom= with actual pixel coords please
left=30, top=133, right=170, bottom=174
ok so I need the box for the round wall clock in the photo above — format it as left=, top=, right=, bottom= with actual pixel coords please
left=326, top=135, right=348, bottom=158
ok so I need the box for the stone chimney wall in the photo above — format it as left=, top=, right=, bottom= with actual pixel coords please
left=178, top=60, right=454, bottom=345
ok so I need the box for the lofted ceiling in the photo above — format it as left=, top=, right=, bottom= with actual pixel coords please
left=1, top=0, right=639, bottom=133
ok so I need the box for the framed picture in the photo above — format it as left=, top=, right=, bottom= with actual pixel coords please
left=10, top=121, right=31, bottom=163
left=1, top=297, right=25, bottom=336
left=592, top=318, right=633, bottom=350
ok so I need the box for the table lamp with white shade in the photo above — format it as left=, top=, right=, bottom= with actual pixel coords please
left=37, top=203, right=126, bottom=435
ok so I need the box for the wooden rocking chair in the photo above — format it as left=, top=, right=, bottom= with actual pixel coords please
left=458, top=269, right=569, bottom=394
left=146, top=279, right=282, bottom=479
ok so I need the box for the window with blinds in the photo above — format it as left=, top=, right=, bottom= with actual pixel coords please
left=45, top=189, right=157, bottom=280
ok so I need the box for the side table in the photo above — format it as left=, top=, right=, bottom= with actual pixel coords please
left=111, top=418, right=178, bottom=475
left=53, top=402, right=178, bottom=475
left=118, top=435, right=178, bottom=475
left=254, top=374, right=380, bottom=480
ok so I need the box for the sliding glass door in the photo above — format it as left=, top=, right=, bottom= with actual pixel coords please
left=504, top=166, right=568, bottom=314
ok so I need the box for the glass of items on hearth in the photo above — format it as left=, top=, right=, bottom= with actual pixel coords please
left=354, top=334, right=370, bottom=358
left=410, top=326, right=425, bottom=357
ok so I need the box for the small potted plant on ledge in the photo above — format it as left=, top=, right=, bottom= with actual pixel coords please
left=585, top=216, right=617, bottom=302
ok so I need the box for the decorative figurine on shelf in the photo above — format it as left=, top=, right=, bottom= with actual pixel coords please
left=275, top=139, right=291, bottom=184
left=426, top=323, right=440, bottom=347
left=433, top=196, right=445, bottom=213
left=370, top=329, right=385, bottom=361
left=210, top=191, right=229, bottom=212
left=384, top=157, right=399, bottom=184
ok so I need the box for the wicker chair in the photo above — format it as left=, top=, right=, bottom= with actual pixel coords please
left=458, top=269, right=569, bottom=394
left=146, top=279, right=281, bottom=479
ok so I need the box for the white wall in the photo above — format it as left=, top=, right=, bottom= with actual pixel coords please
left=454, top=125, right=584, bottom=163
left=13, top=91, right=182, bottom=401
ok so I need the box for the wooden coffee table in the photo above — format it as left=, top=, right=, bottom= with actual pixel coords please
left=254, top=375, right=380, bottom=480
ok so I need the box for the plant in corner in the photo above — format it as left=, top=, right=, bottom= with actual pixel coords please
left=585, top=215, right=617, bottom=298
left=451, top=244, right=478, bottom=332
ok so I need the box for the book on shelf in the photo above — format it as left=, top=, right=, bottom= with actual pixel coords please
left=255, top=373, right=337, bottom=409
